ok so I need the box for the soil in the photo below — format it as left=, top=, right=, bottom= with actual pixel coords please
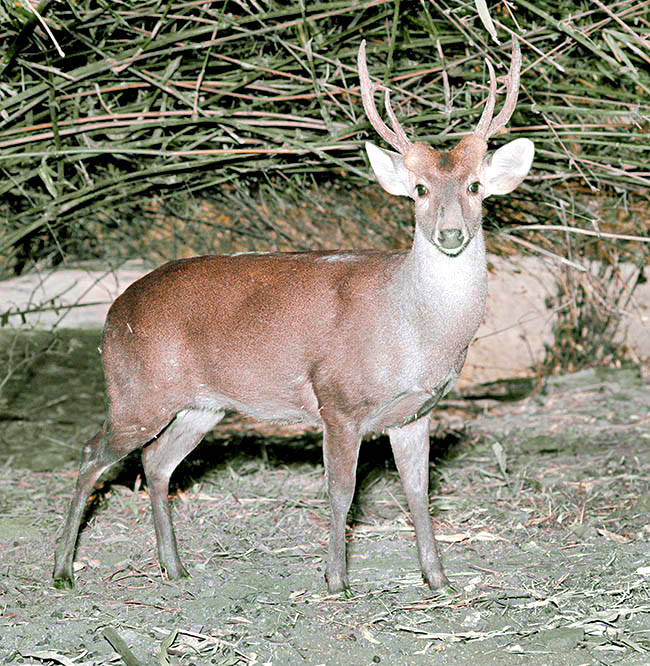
left=1, top=329, right=649, bottom=666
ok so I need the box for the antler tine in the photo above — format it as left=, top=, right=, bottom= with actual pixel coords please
left=474, top=58, right=497, bottom=139
left=358, top=40, right=411, bottom=154
left=474, top=37, right=522, bottom=141
left=383, top=89, right=411, bottom=151
left=488, top=37, right=521, bottom=137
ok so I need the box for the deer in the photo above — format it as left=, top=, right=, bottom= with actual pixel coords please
left=53, top=38, right=534, bottom=594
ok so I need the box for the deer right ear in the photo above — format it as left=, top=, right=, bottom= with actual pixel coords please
left=365, top=142, right=411, bottom=197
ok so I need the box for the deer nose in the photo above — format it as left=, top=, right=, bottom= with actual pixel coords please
left=437, top=228, right=465, bottom=250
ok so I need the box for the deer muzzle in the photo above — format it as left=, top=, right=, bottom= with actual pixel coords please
left=437, top=228, right=466, bottom=251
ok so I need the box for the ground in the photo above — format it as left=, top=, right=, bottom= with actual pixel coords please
left=0, top=330, right=649, bottom=665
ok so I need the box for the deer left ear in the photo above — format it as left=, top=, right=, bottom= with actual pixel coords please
left=482, top=138, right=534, bottom=197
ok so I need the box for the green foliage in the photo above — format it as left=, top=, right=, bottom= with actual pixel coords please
left=0, top=0, right=648, bottom=275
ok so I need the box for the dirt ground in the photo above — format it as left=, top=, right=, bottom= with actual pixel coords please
left=1, top=330, right=649, bottom=666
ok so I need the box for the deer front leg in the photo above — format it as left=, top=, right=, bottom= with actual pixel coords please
left=321, top=418, right=362, bottom=594
left=388, top=415, right=449, bottom=590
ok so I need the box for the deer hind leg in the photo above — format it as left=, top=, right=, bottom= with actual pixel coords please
left=141, top=408, right=224, bottom=580
left=388, top=415, right=449, bottom=590
left=53, top=420, right=162, bottom=589
left=321, top=417, right=362, bottom=594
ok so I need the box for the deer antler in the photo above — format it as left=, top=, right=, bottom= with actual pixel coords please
left=474, top=37, right=521, bottom=140
left=358, top=40, right=412, bottom=154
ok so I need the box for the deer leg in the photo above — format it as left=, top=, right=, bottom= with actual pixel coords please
left=53, top=423, right=145, bottom=588
left=321, top=418, right=362, bottom=594
left=388, top=415, right=449, bottom=589
left=141, top=408, right=224, bottom=580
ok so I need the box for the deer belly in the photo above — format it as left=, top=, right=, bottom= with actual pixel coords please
left=193, top=371, right=322, bottom=425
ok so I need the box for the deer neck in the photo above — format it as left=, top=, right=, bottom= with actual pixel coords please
left=393, top=224, right=488, bottom=332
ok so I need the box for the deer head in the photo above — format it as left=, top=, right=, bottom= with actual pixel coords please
left=358, top=39, right=534, bottom=257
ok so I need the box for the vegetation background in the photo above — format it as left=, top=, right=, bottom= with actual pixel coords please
left=1, top=0, right=649, bottom=369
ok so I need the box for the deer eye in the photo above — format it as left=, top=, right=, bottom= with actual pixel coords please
left=468, top=181, right=481, bottom=194
left=415, top=184, right=428, bottom=198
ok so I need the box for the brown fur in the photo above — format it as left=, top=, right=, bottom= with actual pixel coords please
left=403, top=136, right=487, bottom=179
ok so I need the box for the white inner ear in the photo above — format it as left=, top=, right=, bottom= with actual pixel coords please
left=482, top=138, right=535, bottom=197
left=365, top=142, right=411, bottom=197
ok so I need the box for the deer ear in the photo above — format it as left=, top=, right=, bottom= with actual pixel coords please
left=482, top=138, right=534, bottom=196
left=365, top=142, right=411, bottom=197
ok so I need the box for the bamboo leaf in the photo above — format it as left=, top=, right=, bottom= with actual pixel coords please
left=475, top=0, right=499, bottom=43
left=38, top=155, right=58, bottom=198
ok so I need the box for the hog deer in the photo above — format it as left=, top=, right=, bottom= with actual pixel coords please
left=53, top=39, right=534, bottom=593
